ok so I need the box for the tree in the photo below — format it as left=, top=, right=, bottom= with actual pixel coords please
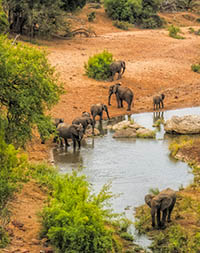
left=61, top=0, right=86, bottom=11
left=2, top=0, right=66, bottom=37
left=0, top=0, right=8, bottom=34
left=0, top=35, right=64, bottom=147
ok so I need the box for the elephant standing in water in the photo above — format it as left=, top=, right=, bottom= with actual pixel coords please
left=153, top=94, right=165, bottom=110
left=72, top=116, right=94, bottom=134
left=109, top=61, right=126, bottom=81
left=56, top=123, right=84, bottom=151
left=90, top=103, right=110, bottom=127
left=108, top=83, right=134, bottom=111
left=145, top=188, right=176, bottom=229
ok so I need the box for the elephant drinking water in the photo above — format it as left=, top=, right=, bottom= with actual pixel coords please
left=90, top=103, right=110, bottom=128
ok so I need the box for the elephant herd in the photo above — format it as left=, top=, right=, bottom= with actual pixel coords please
left=50, top=60, right=171, bottom=230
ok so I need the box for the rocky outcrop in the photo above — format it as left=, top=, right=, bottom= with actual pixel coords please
left=164, top=115, right=200, bottom=134
left=110, top=120, right=156, bottom=139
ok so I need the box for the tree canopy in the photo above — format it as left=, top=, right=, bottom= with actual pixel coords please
left=0, top=35, right=64, bottom=147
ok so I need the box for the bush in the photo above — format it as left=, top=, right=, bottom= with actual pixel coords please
left=113, top=20, right=131, bottom=30
left=40, top=172, right=118, bottom=252
left=84, top=50, right=113, bottom=80
left=0, top=0, right=8, bottom=34
left=87, top=11, right=96, bottom=22
left=104, top=0, right=163, bottom=28
left=191, top=63, right=200, bottom=73
left=168, top=25, right=185, bottom=39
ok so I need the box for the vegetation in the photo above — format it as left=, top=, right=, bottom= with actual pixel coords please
left=0, top=35, right=64, bottom=147
left=0, top=0, right=8, bottom=34
left=191, top=63, right=200, bottom=73
left=104, top=0, right=164, bottom=29
left=61, top=0, right=86, bottom=11
left=168, top=25, right=185, bottom=39
left=84, top=50, right=113, bottom=80
left=113, top=20, right=132, bottom=30
left=87, top=11, right=96, bottom=22
left=168, top=136, right=193, bottom=157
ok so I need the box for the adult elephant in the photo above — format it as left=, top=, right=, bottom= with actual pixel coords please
left=90, top=103, right=110, bottom=126
left=145, top=188, right=176, bottom=229
left=153, top=93, right=165, bottom=110
left=56, top=123, right=84, bottom=151
left=109, top=61, right=126, bottom=81
left=108, top=83, right=134, bottom=111
left=72, top=116, right=94, bottom=134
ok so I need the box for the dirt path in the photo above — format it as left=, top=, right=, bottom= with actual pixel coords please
left=4, top=6, right=200, bottom=252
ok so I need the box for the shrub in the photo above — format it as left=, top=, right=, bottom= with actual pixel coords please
left=168, top=25, right=185, bottom=39
left=87, top=11, right=96, bottom=22
left=84, top=50, right=113, bottom=80
left=113, top=20, right=131, bottom=30
left=0, top=0, right=8, bottom=34
left=191, top=63, right=200, bottom=73
left=104, top=0, right=163, bottom=29
left=40, top=172, right=118, bottom=252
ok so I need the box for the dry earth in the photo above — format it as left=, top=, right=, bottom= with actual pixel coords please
left=3, top=5, right=200, bottom=253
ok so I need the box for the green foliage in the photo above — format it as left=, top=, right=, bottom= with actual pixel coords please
left=0, top=226, right=9, bottom=248
left=113, top=20, right=132, bottom=30
left=0, top=35, right=64, bottom=147
left=84, top=50, right=113, bottom=80
left=61, top=0, right=86, bottom=11
left=169, top=137, right=193, bottom=157
left=0, top=0, right=8, bottom=34
left=191, top=63, right=200, bottom=73
left=168, top=25, right=185, bottom=39
left=104, top=0, right=163, bottom=29
left=87, top=11, right=96, bottom=22
left=40, top=172, right=119, bottom=252
left=3, top=0, right=67, bottom=38
left=120, top=232, right=134, bottom=241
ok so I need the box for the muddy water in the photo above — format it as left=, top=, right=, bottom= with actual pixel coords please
left=52, top=107, right=199, bottom=247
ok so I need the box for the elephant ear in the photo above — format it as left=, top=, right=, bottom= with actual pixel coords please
left=109, top=85, right=114, bottom=94
left=160, top=196, right=173, bottom=211
left=145, top=194, right=154, bottom=208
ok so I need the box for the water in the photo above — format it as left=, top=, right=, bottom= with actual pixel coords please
left=52, top=107, right=199, bottom=248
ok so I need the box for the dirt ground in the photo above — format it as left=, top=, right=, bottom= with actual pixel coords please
left=3, top=5, right=200, bottom=253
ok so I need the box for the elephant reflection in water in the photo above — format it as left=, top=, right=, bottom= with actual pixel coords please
left=52, top=147, right=83, bottom=165
left=153, top=111, right=164, bottom=124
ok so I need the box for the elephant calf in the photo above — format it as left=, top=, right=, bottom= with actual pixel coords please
left=109, top=61, right=126, bottom=81
left=56, top=123, right=84, bottom=151
left=153, top=94, right=165, bottom=110
left=108, top=83, right=134, bottom=111
left=145, top=188, right=176, bottom=229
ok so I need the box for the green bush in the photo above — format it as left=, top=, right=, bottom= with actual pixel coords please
left=40, top=172, right=118, bottom=252
left=84, top=50, right=113, bottom=80
left=0, top=0, right=8, bottom=34
left=191, top=63, right=200, bottom=73
left=168, top=25, right=185, bottom=39
left=104, top=0, right=163, bottom=28
left=113, top=20, right=131, bottom=30
left=87, top=11, right=96, bottom=22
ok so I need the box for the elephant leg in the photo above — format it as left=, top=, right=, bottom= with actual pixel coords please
left=161, top=100, right=164, bottom=108
left=77, top=140, right=81, bottom=150
left=120, top=99, right=123, bottom=108
left=167, top=202, right=175, bottom=222
left=72, top=138, right=76, bottom=151
left=99, top=112, right=103, bottom=121
left=156, top=209, right=161, bottom=228
left=64, top=138, right=70, bottom=147
left=161, top=209, right=167, bottom=228
left=116, top=95, right=121, bottom=108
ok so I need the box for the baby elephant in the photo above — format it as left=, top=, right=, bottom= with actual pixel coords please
left=145, top=188, right=176, bottom=229
left=153, top=94, right=165, bottom=110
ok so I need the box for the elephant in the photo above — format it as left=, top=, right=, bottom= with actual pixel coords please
left=108, top=83, right=134, bottom=111
left=153, top=94, right=165, bottom=110
left=90, top=103, right=110, bottom=127
left=72, top=116, right=94, bottom=134
left=109, top=61, right=126, bottom=81
left=56, top=123, right=84, bottom=151
left=145, top=188, right=176, bottom=229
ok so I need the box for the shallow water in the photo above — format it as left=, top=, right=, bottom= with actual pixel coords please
left=52, top=107, right=200, bottom=248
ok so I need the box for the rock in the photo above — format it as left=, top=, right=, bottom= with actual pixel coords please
left=164, top=115, right=200, bottom=134
left=113, top=128, right=137, bottom=138
left=112, top=120, right=132, bottom=131
left=85, top=128, right=100, bottom=137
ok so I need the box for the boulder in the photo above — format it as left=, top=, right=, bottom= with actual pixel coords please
left=136, top=128, right=156, bottom=138
left=164, top=115, right=200, bottom=134
left=113, top=128, right=137, bottom=138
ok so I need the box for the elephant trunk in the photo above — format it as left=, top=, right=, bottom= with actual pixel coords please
left=108, top=92, right=113, bottom=106
left=105, top=108, right=110, bottom=120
